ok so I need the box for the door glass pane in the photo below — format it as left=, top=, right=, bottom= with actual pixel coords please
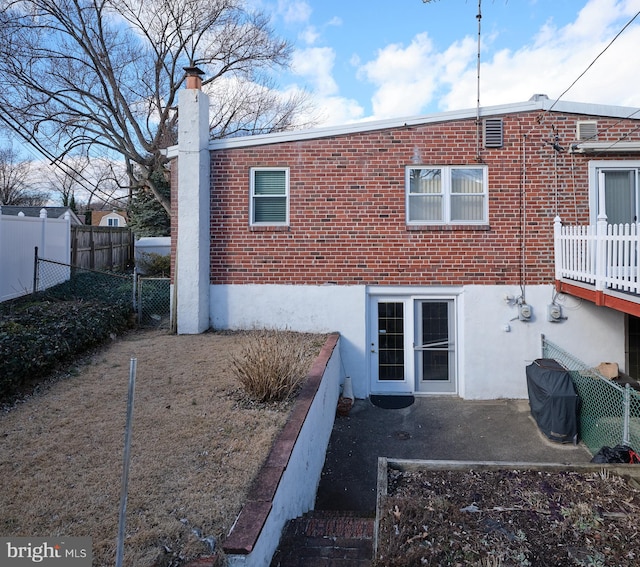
left=421, top=302, right=449, bottom=382
left=602, top=170, right=636, bottom=225
left=378, top=302, right=404, bottom=381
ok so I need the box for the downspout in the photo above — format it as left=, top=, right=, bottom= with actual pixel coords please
left=521, top=133, right=527, bottom=301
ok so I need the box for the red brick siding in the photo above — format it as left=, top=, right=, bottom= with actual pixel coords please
left=195, top=111, right=640, bottom=286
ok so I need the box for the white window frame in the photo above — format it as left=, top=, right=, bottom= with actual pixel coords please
left=250, top=167, right=290, bottom=226
left=588, top=160, right=640, bottom=225
left=405, top=165, right=488, bottom=226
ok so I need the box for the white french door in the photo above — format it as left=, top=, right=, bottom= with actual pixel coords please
left=598, top=168, right=639, bottom=225
left=369, top=299, right=411, bottom=393
left=369, top=296, right=457, bottom=395
left=414, top=299, right=456, bottom=394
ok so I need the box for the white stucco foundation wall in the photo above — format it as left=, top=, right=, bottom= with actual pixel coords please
left=211, top=284, right=368, bottom=397
left=210, top=283, right=626, bottom=400
left=460, top=284, right=626, bottom=399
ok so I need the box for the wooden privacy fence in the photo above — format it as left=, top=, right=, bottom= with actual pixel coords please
left=71, top=226, right=134, bottom=271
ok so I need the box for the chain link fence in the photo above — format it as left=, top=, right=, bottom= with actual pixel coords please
left=135, top=277, right=171, bottom=327
left=541, top=334, right=640, bottom=455
left=35, top=257, right=170, bottom=328
left=37, top=257, right=134, bottom=306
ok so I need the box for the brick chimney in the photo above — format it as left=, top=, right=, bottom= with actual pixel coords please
left=184, top=66, right=205, bottom=90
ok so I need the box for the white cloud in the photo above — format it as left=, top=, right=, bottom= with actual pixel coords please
left=289, top=46, right=364, bottom=126
left=291, top=46, right=339, bottom=96
left=310, top=96, right=366, bottom=127
left=277, top=0, right=312, bottom=25
left=448, top=0, right=640, bottom=110
left=357, top=33, right=448, bottom=119
left=356, top=0, right=640, bottom=118
left=299, top=26, right=320, bottom=45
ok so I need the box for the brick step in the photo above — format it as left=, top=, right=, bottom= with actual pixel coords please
left=270, top=510, right=374, bottom=567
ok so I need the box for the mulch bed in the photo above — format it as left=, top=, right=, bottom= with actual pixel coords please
left=375, top=466, right=640, bottom=566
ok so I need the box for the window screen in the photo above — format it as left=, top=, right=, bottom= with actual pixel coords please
left=407, top=166, right=487, bottom=224
left=251, top=168, right=288, bottom=225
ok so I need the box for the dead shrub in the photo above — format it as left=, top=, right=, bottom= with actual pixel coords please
left=231, top=330, right=317, bottom=402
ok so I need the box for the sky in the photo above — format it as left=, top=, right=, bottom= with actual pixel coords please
left=256, top=0, right=640, bottom=127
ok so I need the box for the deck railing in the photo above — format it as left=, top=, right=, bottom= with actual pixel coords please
left=554, top=216, right=640, bottom=294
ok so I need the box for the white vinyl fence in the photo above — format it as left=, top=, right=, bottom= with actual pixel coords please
left=0, top=208, right=71, bottom=302
left=554, top=216, right=640, bottom=294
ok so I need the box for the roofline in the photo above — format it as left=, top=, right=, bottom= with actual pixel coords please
left=571, top=141, right=640, bottom=153
left=164, top=98, right=640, bottom=157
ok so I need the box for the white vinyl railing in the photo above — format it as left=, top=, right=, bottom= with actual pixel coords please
left=554, top=216, right=640, bottom=294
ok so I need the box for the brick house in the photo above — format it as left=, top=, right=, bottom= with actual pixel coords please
left=168, top=79, right=640, bottom=400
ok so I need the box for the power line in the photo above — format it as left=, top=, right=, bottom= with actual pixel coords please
left=548, top=10, right=640, bottom=113
left=0, top=110, right=127, bottom=205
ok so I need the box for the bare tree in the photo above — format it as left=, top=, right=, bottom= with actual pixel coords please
left=0, top=146, right=49, bottom=206
left=0, top=0, right=311, bottom=214
left=43, top=157, right=128, bottom=211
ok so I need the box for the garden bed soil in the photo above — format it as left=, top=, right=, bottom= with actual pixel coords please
left=375, top=460, right=640, bottom=566
left=0, top=328, right=324, bottom=567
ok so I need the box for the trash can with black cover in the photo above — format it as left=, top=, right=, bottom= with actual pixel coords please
left=526, top=358, right=579, bottom=444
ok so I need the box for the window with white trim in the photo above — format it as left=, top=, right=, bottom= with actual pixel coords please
left=589, top=160, right=640, bottom=225
left=250, top=167, right=289, bottom=226
left=107, top=218, right=119, bottom=227
left=406, top=166, right=488, bottom=225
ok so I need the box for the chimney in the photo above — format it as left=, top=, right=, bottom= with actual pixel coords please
left=184, top=66, right=205, bottom=90
left=176, top=65, right=210, bottom=334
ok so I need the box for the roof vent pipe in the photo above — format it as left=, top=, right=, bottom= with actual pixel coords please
left=529, top=93, right=549, bottom=101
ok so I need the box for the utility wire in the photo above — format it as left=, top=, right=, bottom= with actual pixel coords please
left=526, top=9, right=640, bottom=142
left=548, top=10, right=640, bottom=114
left=0, top=110, right=127, bottom=205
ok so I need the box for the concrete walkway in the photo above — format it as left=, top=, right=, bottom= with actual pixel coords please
left=315, top=396, right=592, bottom=512
left=270, top=396, right=593, bottom=566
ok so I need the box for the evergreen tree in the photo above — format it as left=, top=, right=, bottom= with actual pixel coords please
left=127, top=172, right=170, bottom=237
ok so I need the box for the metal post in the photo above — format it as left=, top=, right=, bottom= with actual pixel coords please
left=116, top=358, right=137, bottom=567
left=32, top=246, right=39, bottom=295
left=132, top=267, right=138, bottom=312
left=623, top=383, right=631, bottom=446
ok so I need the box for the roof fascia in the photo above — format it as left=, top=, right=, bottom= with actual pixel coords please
left=163, top=99, right=640, bottom=158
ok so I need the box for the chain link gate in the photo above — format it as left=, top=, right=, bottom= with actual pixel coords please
left=541, top=334, right=640, bottom=455
left=135, top=276, right=170, bottom=327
